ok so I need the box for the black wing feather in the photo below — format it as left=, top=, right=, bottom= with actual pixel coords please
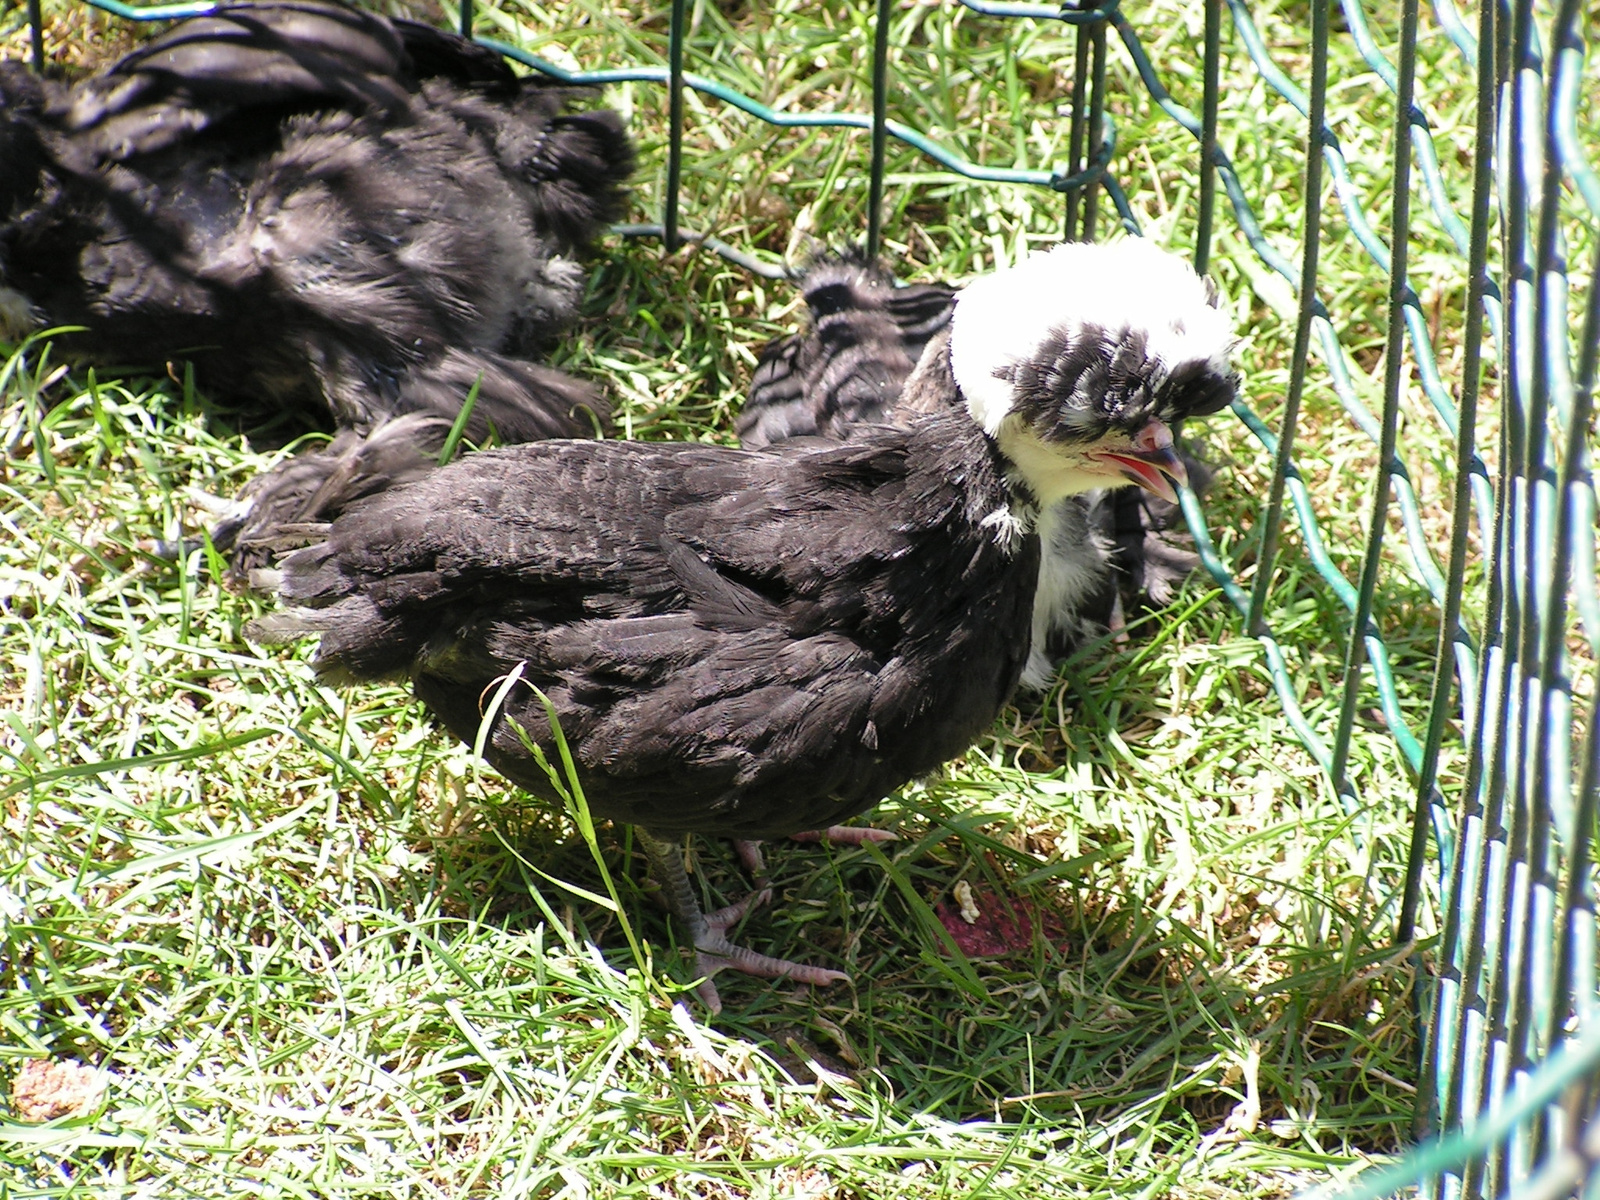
left=262, top=413, right=1036, bottom=838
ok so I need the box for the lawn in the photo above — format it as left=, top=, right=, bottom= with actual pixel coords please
left=0, top=0, right=1516, bottom=1195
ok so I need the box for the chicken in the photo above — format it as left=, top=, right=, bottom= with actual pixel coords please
left=0, top=1, right=632, bottom=572
left=739, top=245, right=1233, bottom=684
left=250, top=241, right=1236, bottom=1011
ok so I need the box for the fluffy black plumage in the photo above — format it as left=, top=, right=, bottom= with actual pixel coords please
left=741, top=246, right=1234, bottom=684
left=206, top=412, right=452, bottom=562
left=0, top=1, right=632, bottom=569
left=265, top=420, right=1035, bottom=836
left=252, top=242, right=1223, bottom=1010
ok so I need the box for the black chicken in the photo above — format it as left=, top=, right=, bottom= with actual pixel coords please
left=0, top=1, right=632, bottom=571
left=250, top=241, right=1237, bottom=1011
left=740, top=245, right=1231, bottom=685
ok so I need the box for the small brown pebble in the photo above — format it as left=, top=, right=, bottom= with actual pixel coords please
left=10, top=1058, right=105, bottom=1122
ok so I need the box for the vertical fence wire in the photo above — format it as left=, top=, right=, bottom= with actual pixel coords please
left=866, top=0, right=892, bottom=258
left=1192, top=0, right=1221, bottom=278
left=1080, top=17, right=1106, bottom=243
left=1327, top=0, right=1420, bottom=804
left=1064, top=21, right=1093, bottom=240
left=662, top=0, right=686, bottom=251
left=1244, top=0, right=1327, bottom=641
left=1547, top=235, right=1600, bottom=1070
left=1435, top=3, right=1517, bottom=1192
left=1058, top=5, right=1113, bottom=243
left=1410, top=0, right=1498, bottom=1163
left=26, top=0, right=44, bottom=71
left=1417, top=0, right=1599, bottom=1193
left=1526, top=0, right=1595, bottom=1176
left=1476, top=0, right=1542, bottom=1190
left=1399, top=0, right=1498, bottom=949
left=1535, top=210, right=1599, bottom=1160
left=1507, top=0, right=1581, bottom=1164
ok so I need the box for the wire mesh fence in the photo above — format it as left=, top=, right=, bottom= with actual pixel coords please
left=14, top=0, right=1599, bottom=1195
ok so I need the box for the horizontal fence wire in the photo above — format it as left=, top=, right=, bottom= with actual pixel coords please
left=20, top=0, right=1599, bottom=1194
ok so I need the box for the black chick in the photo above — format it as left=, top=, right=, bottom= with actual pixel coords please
left=0, top=1, right=632, bottom=571
left=250, top=241, right=1234, bottom=1012
left=737, top=252, right=955, bottom=448
left=740, top=245, right=1233, bottom=686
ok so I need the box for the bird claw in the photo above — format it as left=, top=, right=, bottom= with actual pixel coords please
left=638, top=829, right=850, bottom=1014
left=788, top=824, right=898, bottom=847
left=703, top=885, right=774, bottom=930
left=731, top=838, right=769, bottom=877
left=691, top=934, right=850, bottom=1016
left=677, top=828, right=881, bottom=1012
left=734, top=824, right=896, bottom=876
left=687, top=884, right=847, bottom=1014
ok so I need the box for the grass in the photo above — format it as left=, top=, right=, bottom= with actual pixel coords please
left=0, top=0, right=1577, bottom=1195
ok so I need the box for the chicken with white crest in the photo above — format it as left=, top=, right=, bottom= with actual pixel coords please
left=742, top=240, right=1238, bottom=685
left=250, top=239, right=1239, bottom=1012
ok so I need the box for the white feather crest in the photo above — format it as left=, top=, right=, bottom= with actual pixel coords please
left=949, top=239, right=1235, bottom=433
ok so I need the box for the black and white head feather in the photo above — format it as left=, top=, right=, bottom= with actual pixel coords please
left=951, top=239, right=1236, bottom=507
left=952, top=241, right=1237, bottom=684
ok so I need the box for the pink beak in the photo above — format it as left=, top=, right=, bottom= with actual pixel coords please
left=1097, top=419, right=1188, bottom=504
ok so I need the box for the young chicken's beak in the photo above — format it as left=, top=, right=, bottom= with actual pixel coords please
left=1097, top=418, right=1189, bottom=504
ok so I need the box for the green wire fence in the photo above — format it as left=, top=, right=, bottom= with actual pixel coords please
left=23, top=0, right=1600, bottom=1194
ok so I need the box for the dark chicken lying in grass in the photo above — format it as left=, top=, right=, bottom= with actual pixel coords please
left=0, top=0, right=632, bottom=573
left=251, top=241, right=1236, bottom=1012
left=741, top=246, right=1234, bottom=686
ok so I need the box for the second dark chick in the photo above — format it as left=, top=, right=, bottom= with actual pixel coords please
left=0, top=1, right=633, bottom=572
